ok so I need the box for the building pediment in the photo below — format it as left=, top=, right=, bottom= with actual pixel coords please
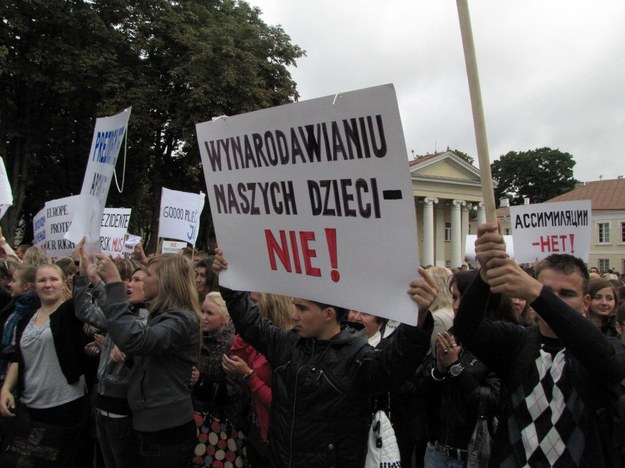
left=410, top=151, right=481, bottom=183
left=410, top=151, right=484, bottom=201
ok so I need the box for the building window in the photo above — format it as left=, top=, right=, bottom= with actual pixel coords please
left=598, top=223, right=610, bottom=243
left=445, top=223, right=451, bottom=242
left=599, top=258, right=610, bottom=272
left=621, top=222, right=625, bottom=243
left=444, top=222, right=451, bottom=242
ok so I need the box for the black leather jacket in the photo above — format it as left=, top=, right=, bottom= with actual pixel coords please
left=420, top=343, right=500, bottom=449
left=221, top=288, right=433, bottom=468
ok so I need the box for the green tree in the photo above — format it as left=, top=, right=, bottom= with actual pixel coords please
left=491, top=147, right=578, bottom=204
left=449, top=148, right=474, bottom=165
left=1, top=0, right=304, bottom=250
left=0, top=0, right=129, bottom=243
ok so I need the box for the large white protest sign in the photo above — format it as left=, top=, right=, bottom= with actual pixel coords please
left=65, top=108, right=131, bottom=250
left=45, top=196, right=80, bottom=257
left=0, top=157, right=12, bottom=220
left=196, top=84, right=420, bottom=324
left=33, top=208, right=46, bottom=247
left=100, top=208, right=131, bottom=257
left=43, top=196, right=132, bottom=258
left=510, top=200, right=591, bottom=263
left=157, top=188, right=205, bottom=247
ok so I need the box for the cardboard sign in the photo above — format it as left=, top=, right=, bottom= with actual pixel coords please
left=510, top=200, right=591, bottom=263
left=196, top=84, right=420, bottom=324
left=123, top=233, right=142, bottom=254
left=42, top=196, right=131, bottom=258
left=100, top=208, right=131, bottom=258
left=33, top=208, right=46, bottom=247
left=0, top=157, right=12, bottom=220
left=44, top=195, right=80, bottom=257
left=464, top=234, right=514, bottom=266
left=65, top=108, right=131, bottom=250
left=161, top=240, right=188, bottom=254
left=157, top=188, right=205, bottom=246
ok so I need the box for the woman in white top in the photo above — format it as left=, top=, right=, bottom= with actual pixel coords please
left=0, top=264, right=89, bottom=468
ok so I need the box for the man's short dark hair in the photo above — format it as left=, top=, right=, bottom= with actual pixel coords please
left=311, top=301, right=348, bottom=323
left=535, top=254, right=590, bottom=292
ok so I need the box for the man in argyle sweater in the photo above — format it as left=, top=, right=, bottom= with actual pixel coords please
left=454, top=223, right=625, bottom=467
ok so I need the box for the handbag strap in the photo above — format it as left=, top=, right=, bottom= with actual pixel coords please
left=477, top=386, right=488, bottom=419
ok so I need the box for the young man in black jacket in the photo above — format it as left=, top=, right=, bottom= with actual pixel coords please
left=455, top=223, right=625, bottom=467
left=213, top=249, right=436, bottom=468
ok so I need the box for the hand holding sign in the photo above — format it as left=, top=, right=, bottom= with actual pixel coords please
left=407, top=267, right=439, bottom=328
left=77, top=237, right=100, bottom=285
left=475, top=223, right=508, bottom=279
left=476, top=223, right=542, bottom=302
left=212, top=248, right=228, bottom=275
left=94, top=253, right=121, bottom=284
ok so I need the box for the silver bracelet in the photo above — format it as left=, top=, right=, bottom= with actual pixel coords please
left=431, top=368, right=446, bottom=381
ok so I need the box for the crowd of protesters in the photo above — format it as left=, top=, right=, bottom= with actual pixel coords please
left=0, top=225, right=625, bottom=468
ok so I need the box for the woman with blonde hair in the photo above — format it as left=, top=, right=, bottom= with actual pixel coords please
left=21, top=246, right=49, bottom=267
left=223, top=293, right=294, bottom=468
left=426, top=266, right=454, bottom=347
left=257, top=293, right=294, bottom=330
left=95, top=253, right=201, bottom=468
left=190, top=291, right=249, bottom=467
left=0, top=264, right=90, bottom=467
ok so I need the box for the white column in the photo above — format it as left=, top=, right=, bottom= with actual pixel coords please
left=422, top=197, right=438, bottom=266
left=477, top=201, right=486, bottom=225
left=461, top=204, right=470, bottom=262
left=451, top=200, right=465, bottom=268
left=435, top=203, right=446, bottom=266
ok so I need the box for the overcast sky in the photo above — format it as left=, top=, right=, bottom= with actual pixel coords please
left=248, top=0, right=625, bottom=183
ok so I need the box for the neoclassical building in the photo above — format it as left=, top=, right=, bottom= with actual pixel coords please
left=410, top=151, right=487, bottom=268
left=411, top=152, right=625, bottom=273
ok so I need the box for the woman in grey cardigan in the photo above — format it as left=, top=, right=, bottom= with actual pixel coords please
left=74, top=241, right=149, bottom=468
left=94, top=253, right=201, bottom=468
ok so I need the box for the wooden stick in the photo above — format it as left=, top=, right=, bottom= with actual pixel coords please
left=456, top=0, right=497, bottom=224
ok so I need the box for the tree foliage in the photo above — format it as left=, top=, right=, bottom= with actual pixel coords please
left=491, top=147, right=578, bottom=205
left=1, top=0, right=304, bottom=250
left=449, top=148, right=474, bottom=165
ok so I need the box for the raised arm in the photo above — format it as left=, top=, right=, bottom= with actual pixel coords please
left=529, top=286, right=625, bottom=382
left=213, top=248, right=295, bottom=365
left=73, top=238, right=109, bottom=329
left=103, top=281, right=196, bottom=356
left=94, top=253, right=197, bottom=356
left=356, top=268, right=436, bottom=393
left=73, top=275, right=107, bottom=330
left=454, top=224, right=526, bottom=373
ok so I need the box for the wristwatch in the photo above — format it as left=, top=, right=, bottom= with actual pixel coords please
left=449, top=361, right=465, bottom=377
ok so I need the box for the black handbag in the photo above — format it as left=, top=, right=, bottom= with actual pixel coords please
left=467, top=386, right=497, bottom=468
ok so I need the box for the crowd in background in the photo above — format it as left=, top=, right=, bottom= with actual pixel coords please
left=0, top=226, right=624, bottom=468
